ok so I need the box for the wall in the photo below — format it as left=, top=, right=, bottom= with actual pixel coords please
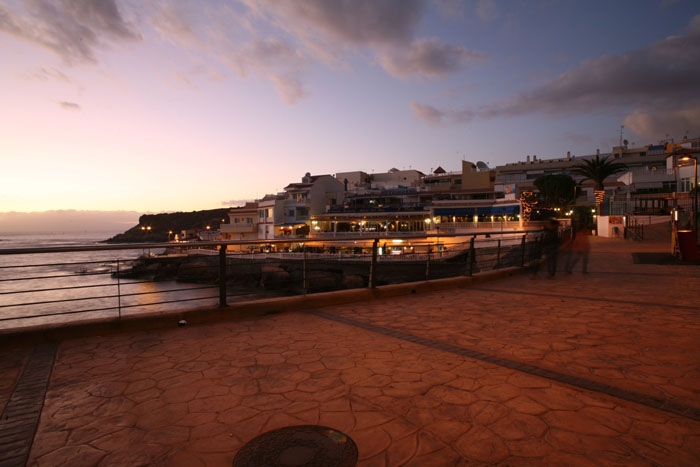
left=461, top=160, right=492, bottom=190
left=596, top=216, right=625, bottom=238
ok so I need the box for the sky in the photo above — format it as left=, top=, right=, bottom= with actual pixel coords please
left=1, top=0, right=699, bottom=215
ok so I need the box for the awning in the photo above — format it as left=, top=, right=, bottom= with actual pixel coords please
left=278, top=222, right=307, bottom=227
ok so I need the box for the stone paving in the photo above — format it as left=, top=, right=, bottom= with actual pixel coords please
left=1, top=235, right=698, bottom=465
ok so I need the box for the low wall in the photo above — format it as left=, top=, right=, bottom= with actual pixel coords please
left=0, top=265, right=527, bottom=345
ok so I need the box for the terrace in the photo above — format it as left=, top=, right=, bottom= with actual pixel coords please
left=0, top=230, right=698, bottom=465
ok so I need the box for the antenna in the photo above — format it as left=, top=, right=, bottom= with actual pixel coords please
left=619, top=125, right=624, bottom=146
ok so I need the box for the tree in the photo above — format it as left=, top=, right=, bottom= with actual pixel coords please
left=534, top=174, right=576, bottom=208
left=571, top=155, right=627, bottom=213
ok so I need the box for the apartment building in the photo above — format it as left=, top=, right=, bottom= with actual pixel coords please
left=335, top=168, right=424, bottom=193
left=220, top=202, right=258, bottom=250
left=277, top=173, right=345, bottom=238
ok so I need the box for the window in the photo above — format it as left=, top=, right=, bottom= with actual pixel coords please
left=289, top=209, right=295, bottom=217
left=247, top=217, right=252, bottom=224
left=680, top=178, right=694, bottom=192
left=258, top=210, right=265, bottom=220
left=234, top=217, right=239, bottom=223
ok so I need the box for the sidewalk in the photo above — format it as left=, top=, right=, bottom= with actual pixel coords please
left=2, top=235, right=699, bottom=466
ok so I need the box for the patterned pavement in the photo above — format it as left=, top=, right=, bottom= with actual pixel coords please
left=1, top=235, right=698, bottom=466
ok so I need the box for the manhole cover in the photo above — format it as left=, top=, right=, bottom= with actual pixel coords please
left=233, top=425, right=358, bottom=467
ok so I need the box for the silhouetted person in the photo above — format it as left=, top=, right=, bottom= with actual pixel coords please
left=566, top=226, right=590, bottom=274
left=532, top=219, right=560, bottom=278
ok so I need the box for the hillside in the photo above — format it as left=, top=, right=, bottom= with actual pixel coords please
left=105, top=208, right=230, bottom=243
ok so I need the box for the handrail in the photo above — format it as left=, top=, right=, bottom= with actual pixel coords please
left=0, top=229, right=540, bottom=255
left=0, top=228, right=550, bottom=329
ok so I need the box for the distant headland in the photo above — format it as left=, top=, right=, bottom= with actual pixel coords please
left=105, top=209, right=229, bottom=243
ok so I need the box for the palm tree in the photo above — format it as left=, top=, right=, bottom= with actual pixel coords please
left=571, top=155, right=627, bottom=214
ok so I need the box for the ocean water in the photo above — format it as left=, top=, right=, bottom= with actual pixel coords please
left=0, top=231, right=219, bottom=330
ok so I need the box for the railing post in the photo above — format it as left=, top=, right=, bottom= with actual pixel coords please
left=520, top=234, right=526, bottom=267
left=425, top=246, right=431, bottom=280
left=468, top=236, right=476, bottom=276
left=116, top=259, right=121, bottom=319
left=369, top=238, right=378, bottom=289
left=219, top=244, right=227, bottom=307
left=302, top=247, right=309, bottom=294
left=496, top=239, right=501, bottom=269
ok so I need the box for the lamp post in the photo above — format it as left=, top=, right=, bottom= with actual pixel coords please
left=679, top=155, right=698, bottom=244
left=433, top=217, right=440, bottom=255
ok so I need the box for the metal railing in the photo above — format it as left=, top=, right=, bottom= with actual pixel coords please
left=0, top=230, right=545, bottom=329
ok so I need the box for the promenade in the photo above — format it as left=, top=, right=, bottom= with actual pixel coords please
left=1, top=233, right=699, bottom=466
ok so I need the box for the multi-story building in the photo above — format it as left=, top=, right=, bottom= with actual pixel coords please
left=495, top=142, right=677, bottom=203
left=255, top=194, right=284, bottom=240
left=335, top=168, right=424, bottom=193
left=277, top=173, right=345, bottom=238
left=221, top=202, right=258, bottom=250
left=311, top=188, right=429, bottom=237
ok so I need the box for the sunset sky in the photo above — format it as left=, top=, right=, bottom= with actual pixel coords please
left=1, top=0, right=699, bottom=214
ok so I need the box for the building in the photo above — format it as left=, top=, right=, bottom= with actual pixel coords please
left=335, top=168, right=424, bottom=193
left=220, top=202, right=258, bottom=250
left=256, top=195, right=284, bottom=241
left=421, top=160, right=493, bottom=192
left=276, top=173, right=345, bottom=238
left=494, top=142, right=680, bottom=205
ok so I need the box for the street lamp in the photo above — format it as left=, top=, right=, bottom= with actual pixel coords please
left=433, top=217, right=441, bottom=254
left=679, top=155, right=698, bottom=243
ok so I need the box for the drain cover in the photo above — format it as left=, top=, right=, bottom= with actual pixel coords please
left=233, top=425, right=358, bottom=467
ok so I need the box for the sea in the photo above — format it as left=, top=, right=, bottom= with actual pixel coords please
left=0, top=231, right=219, bottom=330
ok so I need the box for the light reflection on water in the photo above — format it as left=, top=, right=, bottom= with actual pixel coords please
left=0, top=231, right=220, bottom=330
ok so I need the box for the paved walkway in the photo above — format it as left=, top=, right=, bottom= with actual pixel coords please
left=1, top=235, right=699, bottom=465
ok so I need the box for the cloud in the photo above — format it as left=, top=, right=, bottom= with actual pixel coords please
left=0, top=0, right=140, bottom=64
left=410, top=101, right=472, bottom=125
left=482, top=28, right=700, bottom=118
left=0, top=210, right=140, bottom=232
left=411, top=102, right=445, bottom=124
left=623, top=105, right=700, bottom=140
left=148, top=1, right=198, bottom=48
left=268, top=73, right=307, bottom=104
left=413, top=17, right=700, bottom=125
left=250, top=0, right=425, bottom=46
left=434, top=0, right=464, bottom=19
left=3, top=0, right=480, bottom=105
left=380, top=38, right=484, bottom=78
left=221, top=199, right=255, bottom=207
left=231, top=37, right=305, bottom=77
left=59, top=101, right=80, bottom=110
left=25, top=66, right=71, bottom=83
left=475, top=0, right=499, bottom=24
